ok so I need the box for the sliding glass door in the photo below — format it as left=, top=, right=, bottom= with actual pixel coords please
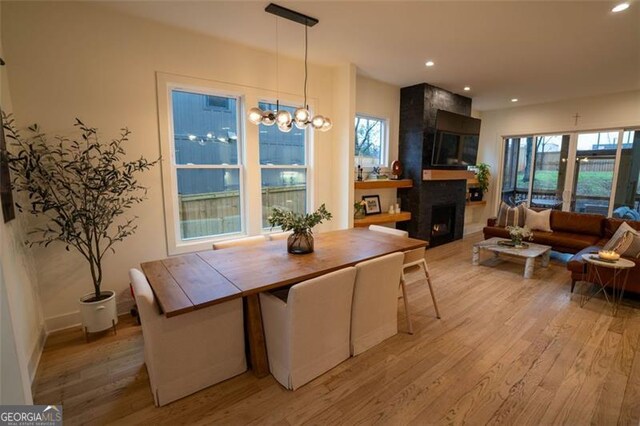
left=530, top=134, right=570, bottom=210
left=500, top=129, right=638, bottom=217
left=501, top=137, right=532, bottom=205
left=571, top=132, right=619, bottom=215
left=612, top=129, right=640, bottom=219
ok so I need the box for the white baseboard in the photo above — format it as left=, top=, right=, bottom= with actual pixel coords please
left=44, top=304, right=132, bottom=334
left=464, top=223, right=485, bottom=235
left=44, top=311, right=82, bottom=334
left=28, top=326, right=47, bottom=384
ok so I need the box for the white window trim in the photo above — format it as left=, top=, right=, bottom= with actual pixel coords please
left=354, top=114, right=389, bottom=168
left=158, top=79, right=246, bottom=255
left=157, top=72, right=318, bottom=255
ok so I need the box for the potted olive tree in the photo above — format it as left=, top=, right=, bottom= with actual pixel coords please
left=268, top=204, right=332, bottom=254
left=3, top=115, right=158, bottom=336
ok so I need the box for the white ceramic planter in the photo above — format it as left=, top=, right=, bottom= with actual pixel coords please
left=78, top=290, right=118, bottom=334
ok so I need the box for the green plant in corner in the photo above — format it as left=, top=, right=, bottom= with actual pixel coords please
left=476, top=163, right=491, bottom=194
left=3, top=114, right=159, bottom=301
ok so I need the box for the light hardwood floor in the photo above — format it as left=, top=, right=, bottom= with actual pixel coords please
left=33, top=233, right=640, bottom=425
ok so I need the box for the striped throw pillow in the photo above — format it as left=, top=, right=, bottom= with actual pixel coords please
left=603, top=222, right=638, bottom=257
left=496, top=202, right=526, bottom=227
left=623, top=232, right=640, bottom=257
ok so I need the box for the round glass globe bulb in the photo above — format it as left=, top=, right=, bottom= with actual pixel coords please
left=311, top=115, right=325, bottom=129
left=294, top=107, right=310, bottom=124
left=294, top=120, right=308, bottom=130
left=262, top=111, right=276, bottom=126
left=278, top=122, right=292, bottom=133
left=248, top=107, right=263, bottom=124
left=320, top=117, right=333, bottom=132
left=276, top=110, right=292, bottom=126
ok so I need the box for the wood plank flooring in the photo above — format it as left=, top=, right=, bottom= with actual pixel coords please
left=32, top=233, right=640, bottom=425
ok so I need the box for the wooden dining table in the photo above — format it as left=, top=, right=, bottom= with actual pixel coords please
left=140, top=227, right=428, bottom=377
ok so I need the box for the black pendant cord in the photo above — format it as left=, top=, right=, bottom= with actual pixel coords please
left=304, top=24, right=308, bottom=109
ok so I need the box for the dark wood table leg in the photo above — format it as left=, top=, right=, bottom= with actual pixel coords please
left=243, top=294, right=269, bottom=378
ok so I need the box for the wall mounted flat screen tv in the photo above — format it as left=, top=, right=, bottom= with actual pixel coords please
left=431, top=110, right=481, bottom=169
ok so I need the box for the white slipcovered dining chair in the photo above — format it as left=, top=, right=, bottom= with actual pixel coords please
left=129, top=269, right=247, bottom=406
left=259, top=267, right=357, bottom=390
left=368, top=225, right=441, bottom=334
left=212, top=235, right=267, bottom=250
left=350, top=252, right=405, bottom=356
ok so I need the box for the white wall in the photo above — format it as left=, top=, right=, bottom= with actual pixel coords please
left=0, top=0, right=42, bottom=401
left=477, top=90, right=640, bottom=224
left=2, top=2, right=355, bottom=330
left=354, top=75, right=401, bottom=220
left=356, top=75, right=400, bottom=165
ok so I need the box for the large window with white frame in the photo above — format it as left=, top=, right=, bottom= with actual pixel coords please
left=170, top=89, right=244, bottom=241
left=258, top=101, right=308, bottom=229
left=355, top=115, right=387, bottom=167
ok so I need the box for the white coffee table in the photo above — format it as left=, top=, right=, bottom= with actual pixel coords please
left=580, top=254, right=634, bottom=316
left=472, top=237, right=551, bottom=279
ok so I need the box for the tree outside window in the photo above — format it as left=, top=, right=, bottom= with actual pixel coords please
left=355, top=116, right=386, bottom=167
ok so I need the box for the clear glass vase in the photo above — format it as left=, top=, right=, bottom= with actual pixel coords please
left=287, top=232, right=314, bottom=254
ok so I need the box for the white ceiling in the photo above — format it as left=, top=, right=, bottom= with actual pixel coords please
left=103, top=1, right=640, bottom=111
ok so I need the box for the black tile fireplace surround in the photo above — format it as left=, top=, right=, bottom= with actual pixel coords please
left=399, top=180, right=466, bottom=247
left=398, top=82, right=473, bottom=247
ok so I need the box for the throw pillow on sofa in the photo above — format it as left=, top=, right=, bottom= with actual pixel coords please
left=623, top=232, right=640, bottom=257
left=497, top=202, right=526, bottom=227
left=604, top=221, right=640, bottom=257
left=525, top=208, right=552, bottom=232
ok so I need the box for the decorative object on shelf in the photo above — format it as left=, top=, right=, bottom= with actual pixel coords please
left=248, top=4, right=331, bottom=133
left=0, top=110, right=15, bottom=223
left=395, top=203, right=401, bottom=213
left=390, top=160, right=403, bottom=180
left=354, top=200, right=366, bottom=219
left=388, top=204, right=395, bottom=214
left=470, top=163, right=491, bottom=201
left=362, top=195, right=382, bottom=215
left=506, top=225, right=534, bottom=248
left=267, top=203, right=332, bottom=254
left=3, top=116, right=159, bottom=338
left=368, top=166, right=389, bottom=180
left=357, top=164, right=363, bottom=181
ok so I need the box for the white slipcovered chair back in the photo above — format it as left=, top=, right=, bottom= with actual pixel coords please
left=260, top=267, right=357, bottom=390
left=212, top=235, right=267, bottom=250
left=368, top=224, right=424, bottom=264
left=129, top=269, right=246, bottom=406
left=350, top=252, right=404, bottom=355
left=368, top=224, right=409, bottom=238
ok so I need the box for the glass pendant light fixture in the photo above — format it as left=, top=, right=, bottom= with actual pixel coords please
left=248, top=3, right=332, bottom=133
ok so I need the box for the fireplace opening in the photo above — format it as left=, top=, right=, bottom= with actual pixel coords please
left=431, top=203, right=456, bottom=246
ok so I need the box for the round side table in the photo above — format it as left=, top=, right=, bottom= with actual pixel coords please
left=580, top=254, right=634, bottom=316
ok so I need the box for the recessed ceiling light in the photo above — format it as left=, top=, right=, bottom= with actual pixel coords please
left=425, top=60, right=435, bottom=67
left=463, top=86, right=471, bottom=91
left=511, top=98, right=519, bottom=103
left=612, top=2, right=630, bottom=12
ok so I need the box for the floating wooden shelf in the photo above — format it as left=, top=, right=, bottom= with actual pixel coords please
left=422, top=170, right=475, bottom=181
left=466, top=200, right=487, bottom=207
left=354, top=179, right=413, bottom=190
left=467, top=178, right=479, bottom=186
left=354, top=211, right=412, bottom=227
